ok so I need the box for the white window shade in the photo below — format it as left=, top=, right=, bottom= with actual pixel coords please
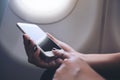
left=9, top=0, right=78, bottom=24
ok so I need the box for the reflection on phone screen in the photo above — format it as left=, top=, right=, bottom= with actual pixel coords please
left=39, top=37, right=61, bottom=52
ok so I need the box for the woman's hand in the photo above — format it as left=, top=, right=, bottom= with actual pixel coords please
left=23, top=33, right=74, bottom=68
left=53, top=50, right=105, bottom=80
left=23, top=33, right=105, bottom=80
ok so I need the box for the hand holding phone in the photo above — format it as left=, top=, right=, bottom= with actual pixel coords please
left=17, top=22, right=62, bottom=62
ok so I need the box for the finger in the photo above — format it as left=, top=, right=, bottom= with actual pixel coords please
left=52, top=49, right=69, bottom=59
left=23, top=34, right=36, bottom=47
left=23, top=34, right=38, bottom=59
left=34, top=53, right=66, bottom=69
left=33, top=48, right=55, bottom=68
left=33, top=45, right=38, bottom=52
left=49, top=58, right=64, bottom=67
left=47, top=33, right=74, bottom=52
left=23, top=34, right=31, bottom=57
left=30, top=39, right=35, bottom=47
left=23, top=34, right=31, bottom=46
left=48, top=61, right=56, bottom=67
left=29, top=48, right=48, bottom=68
left=23, top=34, right=34, bottom=53
left=27, top=45, right=38, bottom=63
left=59, top=41, right=75, bottom=52
left=55, top=61, right=67, bottom=73
left=55, top=58, right=63, bottom=65
left=23, top=34, right=30, bottom=40
left=46, top=33, right=60, bottom=44
left=23, top=35, right=51, bottom=68
left=24, top=34, right=37, bottom=52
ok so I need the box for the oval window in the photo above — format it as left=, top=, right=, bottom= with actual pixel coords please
left=9, top=0, right=78, bottom=24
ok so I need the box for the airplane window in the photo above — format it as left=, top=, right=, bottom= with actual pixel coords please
left=9, top=0, right=78, bottom=24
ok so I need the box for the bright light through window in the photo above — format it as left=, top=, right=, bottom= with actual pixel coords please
left=9, top=0, right=78, bottom=24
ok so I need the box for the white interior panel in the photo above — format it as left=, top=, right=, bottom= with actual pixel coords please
left=101, top=0, right=120, bottom=53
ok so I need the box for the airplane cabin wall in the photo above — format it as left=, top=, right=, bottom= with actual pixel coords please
left=1, top=0, right=120, bottom=80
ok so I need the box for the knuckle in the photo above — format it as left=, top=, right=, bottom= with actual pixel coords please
left=55, top=69, right=61, bottom=75
left=63, top=59, right=70, bottom=64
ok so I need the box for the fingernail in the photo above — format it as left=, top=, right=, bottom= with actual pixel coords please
left=33, top=45, right=37, bottom=52
left=23, top=35, right=25, bottom=39
left=52, top=48, right=57, bottom=50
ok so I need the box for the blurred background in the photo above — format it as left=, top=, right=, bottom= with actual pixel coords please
left=0, top=0, right=120, bottom=80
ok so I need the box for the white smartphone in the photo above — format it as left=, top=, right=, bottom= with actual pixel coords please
left=17, top=22, right=62, bottom=62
